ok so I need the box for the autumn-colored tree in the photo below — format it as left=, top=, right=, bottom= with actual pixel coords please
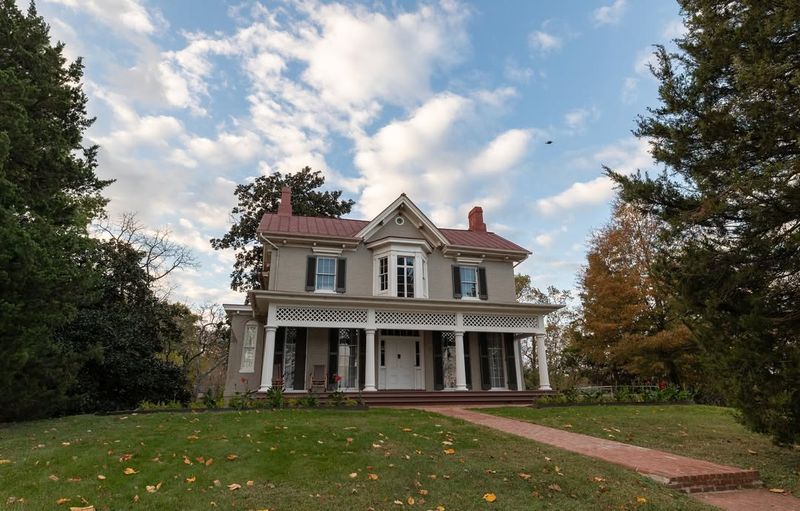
left=572, top=200, right=696, bottom=386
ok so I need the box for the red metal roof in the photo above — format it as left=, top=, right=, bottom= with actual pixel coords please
left=439, top=228, right=528, bottom=253
left=258, top=214, right=528, bottom=252
left=258, top=214, right=368, bottom=238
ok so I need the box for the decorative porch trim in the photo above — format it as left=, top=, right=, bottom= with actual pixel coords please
left=271, top=305, right=541, bottom=334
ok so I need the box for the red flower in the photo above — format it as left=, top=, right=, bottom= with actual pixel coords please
left=334, top=374, right=343, bottom=383
left=658, top=381, right=666, bottom=390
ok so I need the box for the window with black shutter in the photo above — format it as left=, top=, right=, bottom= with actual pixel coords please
left=305, top=256, right=316, bottom=291
left=478, top=267, right=488, bottom=300
left=336, top=258, right=347, bottom=293
left=451, top=266, right=462, bottom=298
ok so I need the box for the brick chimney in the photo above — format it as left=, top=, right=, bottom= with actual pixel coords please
left=468, top=206, right=486, bottom=232
left=277, top=186, right=292, bottom=216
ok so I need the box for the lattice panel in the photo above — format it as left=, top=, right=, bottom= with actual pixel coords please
left=463, top=313, right=538, bottom=330
left=275, top=307, right=367, bottom=324
left=375, top=311, right=456, bottom=327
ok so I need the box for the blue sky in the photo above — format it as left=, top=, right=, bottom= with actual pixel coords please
left=30, top=0, right=683, bottom=305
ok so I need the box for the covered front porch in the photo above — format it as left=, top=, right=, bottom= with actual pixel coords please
left=245, top=291, right=558, bottom=396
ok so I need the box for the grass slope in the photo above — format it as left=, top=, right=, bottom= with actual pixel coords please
left=0, top=409, right=710, bottom=510
left=481, top=404, right=800, bottom=495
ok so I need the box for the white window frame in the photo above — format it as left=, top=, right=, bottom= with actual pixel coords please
left=396, top=254, right=415, bottom=298
left=460, top=266, right=479, bottom=299
left=371, top=243, right=428, bottom=298
left=315, top=256, right=337, bottom=292
left=239, top=322, right=258, bottom=373
left=378, top=256, right=389, bottom=291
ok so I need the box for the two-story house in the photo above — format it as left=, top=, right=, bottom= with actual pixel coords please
left=223, top=188, right=559, bottom=400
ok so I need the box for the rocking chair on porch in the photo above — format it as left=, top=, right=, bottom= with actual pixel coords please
left=309, top=365, right=326, bottom=393
left=271, top=364, right=284, bottom=388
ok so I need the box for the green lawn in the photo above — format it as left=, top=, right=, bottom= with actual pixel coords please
left=0, top=409, right=711, bottom=510
left=481, top=404, right=800, bottom=496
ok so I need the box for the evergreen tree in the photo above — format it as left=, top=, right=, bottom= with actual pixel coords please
left=211, top=167, right=354, bottom=291
left=0, top=1, right=111, bottom=420
left=608, top=0, right=800, bottom=443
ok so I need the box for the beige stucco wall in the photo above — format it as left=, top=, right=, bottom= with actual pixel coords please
left=223, top=313, right=265, bottom=397
left=268, top=243, right=517, bottom=303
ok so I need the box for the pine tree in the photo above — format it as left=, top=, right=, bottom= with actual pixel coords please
left=608, top=0, right=800, bottom=443
left=211, top=166, right=354, bottom=291
left=0, top=1, right=111, bottom=420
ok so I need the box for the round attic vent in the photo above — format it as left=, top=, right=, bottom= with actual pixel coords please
left=395, top=216, right=405, bottom=225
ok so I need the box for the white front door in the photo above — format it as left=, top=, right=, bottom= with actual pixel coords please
left=385, top=338, right=416, bottom=389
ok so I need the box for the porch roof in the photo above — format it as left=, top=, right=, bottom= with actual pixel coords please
left=246, top=290, right=562, bottom=317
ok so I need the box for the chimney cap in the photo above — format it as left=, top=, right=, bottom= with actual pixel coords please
left=277, top=186, right=292, bottom=216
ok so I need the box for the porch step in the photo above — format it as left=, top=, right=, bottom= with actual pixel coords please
left=309, top=390, right=554, bottom=407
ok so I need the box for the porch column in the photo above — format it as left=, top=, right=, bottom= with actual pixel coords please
left=454, top=331, right=468, bottom=391
left=535, top=334, right=552, bottom=390
left=514, top=337, right=525, bottom=390
left=363, top=329, right=377, bottom=391
left=258, top=326, right=277, bottom=392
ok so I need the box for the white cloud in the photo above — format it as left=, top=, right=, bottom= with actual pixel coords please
left=535, top=233, right=554, bottom=248
left=529, top=30, right=562, bottom=54
left=504, top=59, right=534, bottom=83
left=593, top=0, right=627, bottom=26
left=537, top=138, right=654, bottom=215
left=621, top=77, right=638, bottom=104
left=44, top=0, right=165, bottom=34
left=662, top=19, right=687, bottom=39
left=469, top=129, right=533, bottom=174
left=537, top=176, right=616, bottom=215
left=634, top=47, right=658, bottom=76
left=564, top=107, right=599, bottom=133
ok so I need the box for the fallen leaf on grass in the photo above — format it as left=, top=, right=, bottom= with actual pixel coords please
left=769, top=488, right=785, bottom=494
left=49, top=475, right=59, bottom=481
left=119, top=453, right=133, bottom=462
left=96, top=475, right=106, bottom=481
left=636, top=496, right=647, bottom=504
left=747, top=449, right=758, bottom=455
left=407, top=496, right=415, bottom=505
left=187, top=435, right=199, bottom=440
left=592, top=476, right=606, bottom=483
left=402, top=428, right=413, bottom=432
left=145, top=482, right=162, bottom=493
left=186, top=476, right=196, bottom=483
left=349, top=473, right=358, bottom=478
left=548, top=484, right=561, bottom=492
left=483, top=493, right=497, bottom=503
left=367, top=473, right=379, bottom=480
left=226, top=454, right=238, bottom=461
left=132, top=495, right=139, bottom=503
left=69, top=507, right=94, bottom=511
left=0, top=460, right=12, bottom=465
left=346, top=437, right=353, bottom=444
left=563, top=424, right=573, bottom=429
left=67, top=477, right=81, bottom=482
left=518, top=473, right=532, bottom=480
left=205, top=458, right=214, bottom=467
left=436, top=506, right=445, bottom=511
left=228, top=483, right=241, bottom=491
left=393, top=500, right=403, bottom=506
left=56, top=498, right=70, bottom=505
left=443, top=448, right=455, bottom=455
left=246, top=480, right=254, bottom=487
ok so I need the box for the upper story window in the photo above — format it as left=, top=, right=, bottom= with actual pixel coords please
left=305, top=255, right=346, bottom=293
left=371, top=243, right=428, bottom=298
left=316, top=256, right=337, bottom=291
left=452, top=264, right=488, bottom=300
left=460, top=266, right=478, bottom=298
left=397, top=255, right=415, bottom=298
left=378, top=257, right=388, bottom=291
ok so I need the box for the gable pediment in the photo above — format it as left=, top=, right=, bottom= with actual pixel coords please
left=356, top=194, right=450, bottom=248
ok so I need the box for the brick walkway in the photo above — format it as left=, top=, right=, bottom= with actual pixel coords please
left=421, top=406, right=800, bottom=511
